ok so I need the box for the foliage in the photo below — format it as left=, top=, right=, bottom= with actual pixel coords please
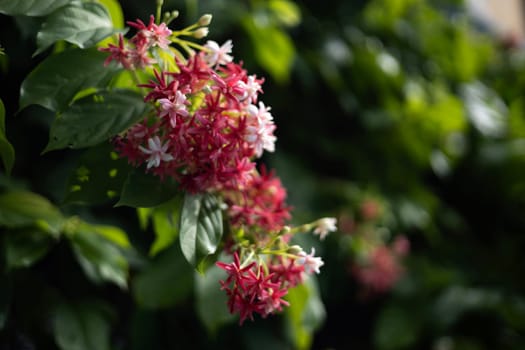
left=2, top=0, right=525, bottom=349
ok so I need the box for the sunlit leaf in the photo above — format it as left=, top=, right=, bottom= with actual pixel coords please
left=63, top=143, right=131, bottom=205
left=116, top=169, right=179, bottom=208
left=0, top=190, right=64, bottom=235
left=35, top=2, right=116, bottom=56
left=44, top=90, right=147, bottom=152
left=150, top=197, right=182, bottom=256
left=0, top=99, right=14, bottom=175
left=285, top=277, right=325, bottom=350
left=268, top=0, right=301, bottom=27
left=20, top=48, right=120, bottom=112
left=242, top=18, right=295, bottom=83
left=53, top=301, right=112, bottom=350
left=69, top=223, right=129, bottom=289
left=94, top=0, right=124, bottom=29
left=0, top=0, right=70, bottom=16
left=179, top=193, right=223, bottom=273
left=132, top=244, right=193, bottom=309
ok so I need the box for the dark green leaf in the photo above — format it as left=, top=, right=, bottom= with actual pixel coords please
left=195, top=258, right=235, bottom=334
left=20, top=48, right=120, bottom=112
left=53, top=301, right=112, bottom=350
left=45, top=90, right=148, bottom=152
left=132, top=244, right=193, bottom=309
left=0, top=99, right=14, bottom=174
left=116, top=169, right=179, bottom=208
left=5, top=228, right=56, bottom=269
left=35, top=2, right=116, bottom=56
left=0, top=191, right=63, bottom=235
left=0, top=0, right=70, bottom=16
left=63, top=143, right=131, bottom=205
left=179, top=193, right=223, bottom=273
left=70, top=223, right=129, bottom=289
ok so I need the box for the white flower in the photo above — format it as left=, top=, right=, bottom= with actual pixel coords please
left=204, top=40, right=233, bottom=66
left=237, top=75, right=262, bottom=103
left=244, top=102, right=276, bottom=157
left=139, top=136, right=174, bottom=169
left=313, top=217, right=337, bottom=240
left=296, top=247, right=324, bottom=274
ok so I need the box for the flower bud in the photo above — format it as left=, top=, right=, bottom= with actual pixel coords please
left=287, top=245, right=303, bottom=254
left=198, top=14, right=212, bottom=26
left=193, top=27, right=209, bottom=39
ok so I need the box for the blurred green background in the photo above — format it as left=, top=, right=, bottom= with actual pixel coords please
left=2, top=0, right=525, bottom=349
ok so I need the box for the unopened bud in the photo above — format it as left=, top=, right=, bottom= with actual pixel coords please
left=198, top=14, right=212, bottom=26
left=193, top=27, right=209, bottom=39
left=287, top=245, right=303, bottom=254
left=171, top=10, right=179, bottom=19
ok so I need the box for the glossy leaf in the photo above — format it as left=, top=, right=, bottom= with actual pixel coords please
left=195, top=259, right=235, bottom=334
left=44, top=90, right=147, bottom=152
left=0, top=191, right=64, bottom=235
left=5, top=228, right=56, bottom=269
left=35, top=2, right=116, bottom=56
left=63, top=143, right=131, bottom=205
left=0, top=0, right=70, bottom=16
left=179, top=193, right=223, bottom=273
left=116, top=169, right=179, bottom=208
left=0, top=99, right=14, bottom=175
left=132, top=244, right=193, bottom=309
left=70, top=223, right=129, bottom=289
left=53, top=301, right=112, bottom=350
left=20, top=48, right=120, bottom=112
left=95, top=0, right=124, bottom=29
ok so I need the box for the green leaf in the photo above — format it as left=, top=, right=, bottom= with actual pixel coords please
left=45, top=90, right=148, bottom=152
left=35, top=2, right=116, bottom=56
left=5, top=228, right=56, bottom=269
left=20, top=48, right=120, bottom=112
left=94, top=0, right=124, bottom=29
left=242, top=18, right=295, bottom=83
left=150, top=197, right=182, bottom=256
left=195, top=259, right=235, bottom=334
left=63, top=143, right=131, bottom=205
left=179, top=193, right=223, bottom=273
left=0, top=190, right=64, bottom=235
left=0, top=0, right=70, bottom=16
left=132, top=244, right=193, bottom=309
left=116, top=169, right=179, bottom=208
left=268, top=0, right=301, bottom=27
left=53, top=301, right=112, bottom=350
left=285, top=277, right=326, bottom=350
left=0, top=99, right=14, bottom=175
left=69, top=223, right=129, bottom=289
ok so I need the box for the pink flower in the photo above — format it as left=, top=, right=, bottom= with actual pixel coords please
left=243, top=102, right=276, bottom=157
left=128, top=15, right=172, bottom=50
left=138, top=136, right=174, bottom=169
left=158, top=91, right=189, bottom=127
left=98, top=34, right=133, bottom=69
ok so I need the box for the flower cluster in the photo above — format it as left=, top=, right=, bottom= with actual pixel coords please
left=337, top=196, right=410, bottom=294
left=100, top=13, right=337, bottom=324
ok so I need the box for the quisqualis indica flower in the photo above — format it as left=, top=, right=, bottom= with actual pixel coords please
left=139, top=136, right=174, bottom=169
left=313, top=217, right=338, bottom=240
left=204, top=40, right=234, bottom=66
left=296, top=247, right=324, bottom=274
left=158, top=91, right=189, bottom=127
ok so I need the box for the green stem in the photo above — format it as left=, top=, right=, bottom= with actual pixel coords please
left=156, top=0, right=164, bottom=24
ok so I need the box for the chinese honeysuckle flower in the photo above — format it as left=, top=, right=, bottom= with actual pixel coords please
left=158, top=91, right=189, bottom=127
left=204, top=40, right=233, bottom=66
left=237, top=75, right=263, bottom=103
left=313, top=217, right=337, bottom=240
left=139, top=136, right=174, bottom=169
left=296, top=247, right=324, bottom=274
left=244, top=102, right=276, bottom=157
